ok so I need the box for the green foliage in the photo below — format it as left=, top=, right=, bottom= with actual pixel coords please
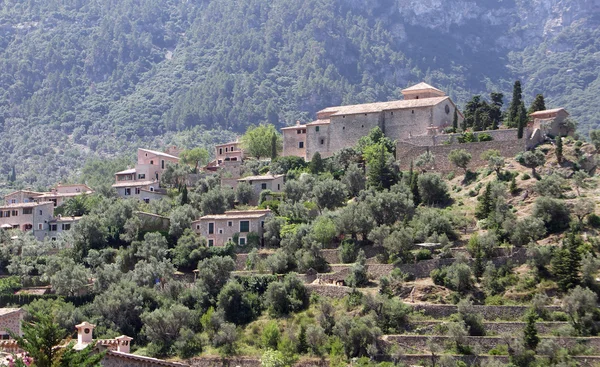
left=241, top=124, right=282, bottom=159
left=555, top=135, right=563, bottom=163
left=262, top=321, right=281, bottom=349
left=516, top=149, right=546, bottom=176
left=552, top=231, right=582, bottom=292
left=532, top=196, right=570, bottom=233
left=346, top=249, right=368, bottom=287
left=448, top=149, right=472, bottom=173
left=417, top=173, right=451, bottom=206
left=523, top=310, right=540, bottom=350
left=529, top=94, right=546, bottom=114
left=309, top=152, right=325, bottom=175
left=180, top=147, right=210, bottom=172
left=264, top=273, right=309, bottom=317
left=236, top=181, right=255, bottom=205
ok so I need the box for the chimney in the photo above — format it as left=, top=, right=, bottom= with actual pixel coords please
left=75, top=322, right=95, bottom=346
left=115, top=335, right=133, bottom=354
left=296, top=120, right=300, bottom=126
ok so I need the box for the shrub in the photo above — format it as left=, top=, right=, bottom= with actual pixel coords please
left=414, top=249, right=433, bottom=261
left=532, top=197, right=570, bottom=233
left=521, top=173, right=531, bottom=180
left=262, top=321, right=281, bottom=349
left=339, top=240, right=358, bottom=263
left=418, top=173, right=451, bottom=206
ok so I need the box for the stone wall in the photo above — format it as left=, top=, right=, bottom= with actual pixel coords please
left=399, top=129, right=521, bottom=147
left=411, top=304, right=561, bottom=320
left=187, top=357, right=327, bottom=367
left=306, top=284, right=352, bottom=298
left=282, top=127, right=307, bottom=159
left=102, top=352, right=188, bottom=367
left=408, top=321, right=568, bottom=335
left=136, top=212, right=170, bottom=232
left=384, top=335, right=600, bottom=353
left=0, top=310, right=22, bottom=337
left=396, top=139, right=527, bottom=172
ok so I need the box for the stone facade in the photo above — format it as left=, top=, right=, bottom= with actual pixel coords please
left=237, top=174, right=284, bottom=205
left=530, top=108, right=572, bottom=137
left=215, top=141, right=244, bottom=166
left=0, top=308, right=23, bottom=339
left=192, top=210, right=272, bottom=247
left=0, top=202, right=55, bottom=240
left=282, top=83, right=464, bottom=160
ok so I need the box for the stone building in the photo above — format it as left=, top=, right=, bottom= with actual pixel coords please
left=282, top=82, right=464, bottom=160
left=192, top=209, right=272, bottom=247
left=237, top=174, right=284, bottom=205
left=112, top=148, right=179, bottom=202
left=530, top=108, right=573, bottom=137
left=0, top=202, right=55, bottom=240
left=214, top=140, right=244, bottom=166
left=47, top=215, right=81, bottom=241
left=4, top=184, right=94, bottom=208
left=0, top=308, right=24, bottom=340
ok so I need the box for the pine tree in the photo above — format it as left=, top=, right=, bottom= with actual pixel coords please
left=367, top=144, right=395, bottom=190
left=517, top=113, right=525, bottom=139
left=475, top=183, right=493, bottom=220
left=297, top=325, right=308, bottom=354
left=523, top=310, right=540, bottom=350
left=474, top=248, right=484, bottom=280
left=553, top=231, right=582, bottom=292
left=309, top=152, right=324, bottom=174
left=556, top=135, right=563, bottom=163
left=452, top=108, right=458, bottom=133
left=529, top=94, right=546, bottom=114
left=508, top=80, right=523, bottom=127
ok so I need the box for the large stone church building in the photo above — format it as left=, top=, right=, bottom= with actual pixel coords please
left=282, top=82, right=464, bottom=160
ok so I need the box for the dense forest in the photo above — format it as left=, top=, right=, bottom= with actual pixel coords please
left=0, top=0, right=599, bottom=189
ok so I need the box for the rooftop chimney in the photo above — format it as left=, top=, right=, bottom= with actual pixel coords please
left=115, top=335, right=133, bottom=354
left=75, top=322, right=95, bottom=346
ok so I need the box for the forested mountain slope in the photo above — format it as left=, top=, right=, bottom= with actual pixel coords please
left=0, top=0, right=599, bottom=188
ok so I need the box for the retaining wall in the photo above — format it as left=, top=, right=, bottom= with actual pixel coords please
left=411, top=304, right=561, bottom=320
left=384, top=335, right=600, bottom=353
left=396, top=139, right=527, bottom=172
left=306, top=284, right=352, bottom=298
left=408, top=321, right=568, bottom=336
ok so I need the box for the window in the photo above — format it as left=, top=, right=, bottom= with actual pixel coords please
left=219, top=229, right=223, bottom=234
left=302, top=129, right=306, bottom=133
left=219, top=148, right=223, bottom=155
left=412, top=110, right=414, bottom=114
left=51, top=237, right=57, bottom=241
left=124, top=188, right=131, bottom=196
left=196, top=224, right=200, bottom=230
left=299, top=142, right=304, bottom=148
left=361, top=125, right=364, bottom=128
left=261, top=221, right=265, bottom=228
left=445, top=105, right=450, bottom=114
left=161, top=160, right=165, bottom=169
left=39, top=210, right=42, bottom=215
left=10, top=199, right=16, bottom=204
left=231, top=146, right=234, bottom=151
left=208, top=239, right=214, bottom=247
left=277, top=184, right=280, bottom=190
left=297, top=129, right=301, bottom=134
left=138, top=174, right=146, bottom=179
left=320, top=139, right=324, bottom=145
left=150, top=187, right=154, bottom=192
left=228, top=221, right=233, bottom=227
left=62, top=223, right=71, bottom=231
left=240, top=221, right=250, bottom=233
left=261, top=183, right=267, bottom=190
left=143, top=198, right=150, bottom=204
left=391, top=112, right=394, bottom=116
left=150, top=160, right=154, bottom=165
left=416, top=96, right=419, bottom=99
left=1, top=211, right=8, bottom=218
left=343, top=126, right=345, bottom=130
left=135, top=188, right=141, bottom=195
left=208, top=222, right=214, bottom=235
left=24, top=224, right=32, bottom=230
left=38, top=224, right=43, bottom=230
left=239, top=237, right=246, bottom=246
left=225, top=147, right=228, bottom=152
left=11, top=210, right=18, bottom=217
left=316, top=126, right=320, bottom=132
left=23, top=208, right=32, bottom=215
left=50, top=224, right=57, bottom=231
left=0, top=334, right=8, bottom=340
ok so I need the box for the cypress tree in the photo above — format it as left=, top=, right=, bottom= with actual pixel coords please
left=553, top=231, right=582, bottom=292
left=529, top=94, right=546, bottom=114
left=367, top=144, right=394, bottom=190
left=523, top=310, right=540, bottom=350
left=517, top=113, right=524, bottom=139
left=309, top=152, right=324, bottom=174
left=510, top=177, right=518, bottom=195
left=410, top=171, right=421, bottom=206
left=181, top=184, right=189, bottom=205
left=452, top=108, right=458, bottom=133
left=270, top=133, right=278, bottom=160
left=556, top=135, right=563, bottom=163
left=508, top=80, right=523, bottom=127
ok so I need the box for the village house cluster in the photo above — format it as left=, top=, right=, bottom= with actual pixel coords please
left=1, top=82, right=571, bottom=248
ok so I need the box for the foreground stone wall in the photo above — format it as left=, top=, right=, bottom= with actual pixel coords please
left=385, top=335, right=600, bottom=353
left=396, top=139, right=527, bottom=172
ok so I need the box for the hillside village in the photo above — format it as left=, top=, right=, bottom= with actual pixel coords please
left=0, top=82, right=599, bottom=367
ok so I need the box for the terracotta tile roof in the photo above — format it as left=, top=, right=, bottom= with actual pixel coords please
left=138, top=148, right=180, bottom=160
left=238, top=174, right=284, bottom=182
left=215, top=141, right=241, bottom=147
left=49, top=216, right=82, bottom=223
left=115, top=168, right=136, bottom=175
left=111, top=180, right=157, bottom=188
left=195, top=209, right=272, bottom=222
left=318, top=96, right=450, bottom=117
left=402, top=82, right=445, bottom=93
left=530, top=108, right=568, bottom=117
left=0, top=308, right=23, bottom=317
left=3, top=190, right=44, bottom=197
left=38, top=192, right=93, bottom=198
left=0, top=202, right=53, bottom=209
left=281, top=124, right=307, bottom=130
left=306, top=120, right=331, bottom=126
